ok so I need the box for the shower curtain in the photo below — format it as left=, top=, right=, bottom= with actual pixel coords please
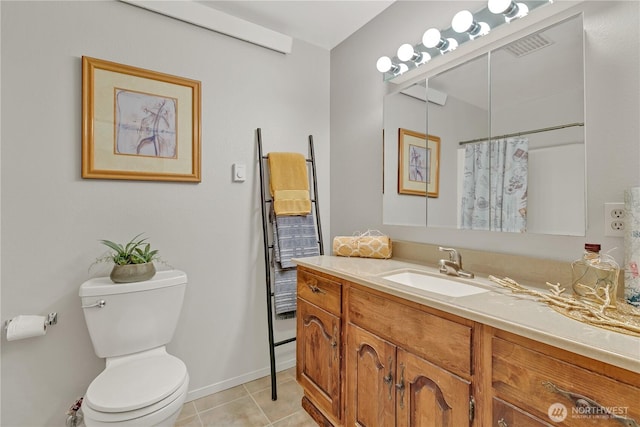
left=460, top=137, right=528, bottom=232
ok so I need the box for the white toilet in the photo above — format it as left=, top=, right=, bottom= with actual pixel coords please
left=79, top=270, right=189, bottom=427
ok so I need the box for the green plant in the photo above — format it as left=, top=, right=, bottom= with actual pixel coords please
left=99, top=233, right=159, bottom=265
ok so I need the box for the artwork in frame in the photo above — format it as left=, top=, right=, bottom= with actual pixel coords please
left=398, top=128, right=440, bottom=198
left=82, top=56, right=201, bottom=182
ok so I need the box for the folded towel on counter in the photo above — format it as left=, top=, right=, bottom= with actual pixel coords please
left=333, top=230, right=392, bottom=259
left=268, top=152, right=311, bottom=216
left=272, top=208, right=320, bottom=268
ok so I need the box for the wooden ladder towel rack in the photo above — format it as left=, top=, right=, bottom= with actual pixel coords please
left=256, top=128, right=324, bottom=401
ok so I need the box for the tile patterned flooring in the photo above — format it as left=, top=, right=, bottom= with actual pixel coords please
left=175, top=368, right=316, bottom=427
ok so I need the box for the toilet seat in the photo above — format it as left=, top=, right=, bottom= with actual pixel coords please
left=83, top=353, right=188, bottom=423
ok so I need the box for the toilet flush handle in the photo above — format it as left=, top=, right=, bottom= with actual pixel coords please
left=82, top=299, right=106, bottom=309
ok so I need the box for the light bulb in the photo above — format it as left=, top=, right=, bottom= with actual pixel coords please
left=489, top=0, right=528, bottom=20
left=376, top=56, right=393, bottom=73
left=473, top=22, right=491, bottom=38
left=452, top=10, right=474, bottom=33
left=514, top=3, right=529, bottom=18
left=443, top=38, right=459, bottom=52
left=418, top=52, right=432, bottom=64
left=504, top=2, right=529, bottom=22
left=422, top=28, right=442, bottom=49
left=488, top=0, right=513, bottom=14
left=376, top=56, right=407, bottom=75
left=397, top=44, right=416, bottom=61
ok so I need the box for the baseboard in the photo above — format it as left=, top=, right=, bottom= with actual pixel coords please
left=184, top=357, right=297, bottom=402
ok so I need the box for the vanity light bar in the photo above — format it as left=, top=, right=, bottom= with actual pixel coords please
left=376, top=0, right=550, bottom=82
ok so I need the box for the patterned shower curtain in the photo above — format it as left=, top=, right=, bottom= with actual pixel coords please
left=460, top=137, right=528, bottom=232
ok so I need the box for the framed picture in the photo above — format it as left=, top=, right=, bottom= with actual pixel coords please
left=82, top=56, right=201, bottom=182
left=398, top=128, right=440, bottom=197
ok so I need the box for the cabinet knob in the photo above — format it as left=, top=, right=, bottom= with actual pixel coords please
left=383, top=373, right=393, bottom=401
left=497, top=419, right=508, bottom=427
left=383, top=357, right=394, bottom=401
left=308, top=283, right=326, bottom=294
left=396, top=363, right=405, bottom=409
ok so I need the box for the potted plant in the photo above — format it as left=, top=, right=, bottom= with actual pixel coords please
left=98, top=233, right=160, bottom=283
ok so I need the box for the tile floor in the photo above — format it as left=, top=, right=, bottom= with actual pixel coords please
left=175, top=368, right=317, bottom=427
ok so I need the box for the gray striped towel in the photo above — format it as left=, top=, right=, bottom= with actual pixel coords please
left=271, top=208, right=320, bottom=316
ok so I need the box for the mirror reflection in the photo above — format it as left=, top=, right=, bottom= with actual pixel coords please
left=427, top=54, right=489, bottom=229
left=383, top=14, right=585, bottom=236
left=487, top=15, right=585, bottom=235
left=383, top=81, right=427, bottom=226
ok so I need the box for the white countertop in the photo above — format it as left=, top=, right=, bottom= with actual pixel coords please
left=293, top=255, right=640, bottom=374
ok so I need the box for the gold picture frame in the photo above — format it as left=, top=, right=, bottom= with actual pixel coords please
left=82, top=56, right=201, bottom=182
left=398, top=128, right=440, bottom=197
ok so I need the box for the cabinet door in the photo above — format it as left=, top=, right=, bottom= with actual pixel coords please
left=396, top=348, right=472, bottom=427
left=296, top=298, right=341, bottom=421
left=345, top=323, right=396, bottom=427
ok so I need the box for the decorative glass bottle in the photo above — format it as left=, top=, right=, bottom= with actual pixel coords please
left=571, top=243, right=619, bottom=308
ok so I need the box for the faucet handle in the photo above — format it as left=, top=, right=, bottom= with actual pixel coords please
left=438, top=247, right=460, bottom=263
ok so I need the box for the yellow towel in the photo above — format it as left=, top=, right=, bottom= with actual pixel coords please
left=268, top=152, right=311, bottom=215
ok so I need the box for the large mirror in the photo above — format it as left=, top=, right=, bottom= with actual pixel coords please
left=383, top=14, right=585, bottom=236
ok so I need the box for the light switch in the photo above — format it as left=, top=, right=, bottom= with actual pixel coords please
left=232, top=163, right=246, bottom=182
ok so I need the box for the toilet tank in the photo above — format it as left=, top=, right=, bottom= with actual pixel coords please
left=80, top=270, right=187, bottom=358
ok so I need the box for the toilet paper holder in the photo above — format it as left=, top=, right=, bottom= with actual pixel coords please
left=3, top=312, right=58, bottom=331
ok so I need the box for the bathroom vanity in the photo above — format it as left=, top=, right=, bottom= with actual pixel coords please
left=294, top=256, right=640, bottom=427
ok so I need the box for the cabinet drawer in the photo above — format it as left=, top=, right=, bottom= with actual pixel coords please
left=347, top=286, right=472, bottom=377
left=297, top=269, right=341, bottom=316
left=493, top=398, right=552, bottom=427
left=492, top=336, right=640, bottom=426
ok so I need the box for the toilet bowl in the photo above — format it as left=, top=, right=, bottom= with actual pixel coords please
left=79, top=271, right=189, bottom=427
left=81, top=348, right=189, bottom=426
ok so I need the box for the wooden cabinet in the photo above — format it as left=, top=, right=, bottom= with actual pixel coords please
left=345, top=323, right=472, bottom=427
left=397, top=348, right=472, bottom=427
left=296, top=268, right=343, bottom=425
left=346, top=286, right=473, bottom=378
left=295, top=265, right=640, bottom=427
left=345, top=285, right=473, bottom=427
left=345, top=324, right=395, bottom=426
left=490, top=329, right=640, bottom=427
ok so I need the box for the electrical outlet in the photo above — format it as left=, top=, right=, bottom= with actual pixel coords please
left=604, top=202, right=625, bottom=237
left=611, top=208, right=625, bottom=219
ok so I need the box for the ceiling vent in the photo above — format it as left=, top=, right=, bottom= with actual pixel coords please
left=504, top=33, right=554, bottom=57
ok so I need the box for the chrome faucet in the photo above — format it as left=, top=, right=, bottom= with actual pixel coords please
left=438, top=247, right=474, bottom=278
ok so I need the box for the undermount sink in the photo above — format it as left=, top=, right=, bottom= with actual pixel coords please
left=381, top=270, right=490, bottom=297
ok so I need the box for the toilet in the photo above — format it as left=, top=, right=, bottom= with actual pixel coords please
left=79, top=270, right=189, bottom=427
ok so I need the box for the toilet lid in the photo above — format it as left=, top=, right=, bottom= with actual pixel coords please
left=85, top=354, right=187, bottom=413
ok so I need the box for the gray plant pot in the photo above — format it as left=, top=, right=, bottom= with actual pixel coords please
left=110, top=262, right=156, bottom=283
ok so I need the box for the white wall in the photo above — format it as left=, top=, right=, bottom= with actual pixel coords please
left=0, top=1, right=329, bottom=425
left=331, top=1, right=639, bottom=264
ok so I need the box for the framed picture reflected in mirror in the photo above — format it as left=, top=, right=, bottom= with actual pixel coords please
left=398, top=128, right=440, bottom=197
